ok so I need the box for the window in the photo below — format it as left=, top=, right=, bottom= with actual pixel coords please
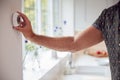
left=22, top=0, right=63, bottom=77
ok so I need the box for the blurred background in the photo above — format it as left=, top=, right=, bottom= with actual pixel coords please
left=0, top=0, right=119, bottom=80
left=22, top=0, right=119, bottom=80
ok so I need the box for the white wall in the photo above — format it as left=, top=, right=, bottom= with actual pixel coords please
left=0, top=0, right=23, bottom=80
left=75, top=0, right=119, bottom=31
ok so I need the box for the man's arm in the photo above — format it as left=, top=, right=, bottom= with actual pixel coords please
left=26, top=26, right=103, bottom=52
left=14, top=12, right=104, bottom=52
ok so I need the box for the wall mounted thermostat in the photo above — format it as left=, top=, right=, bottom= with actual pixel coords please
left=12, top=12, right=23, bottom=27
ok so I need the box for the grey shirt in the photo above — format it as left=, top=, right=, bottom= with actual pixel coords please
left=92, top=1, right=120, bottom=80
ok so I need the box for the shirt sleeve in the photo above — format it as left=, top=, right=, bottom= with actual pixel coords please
left=92, top=9, right=107, bottom=31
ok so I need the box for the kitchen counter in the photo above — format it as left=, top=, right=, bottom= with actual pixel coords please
left=61, top=53, right=111, bottom=80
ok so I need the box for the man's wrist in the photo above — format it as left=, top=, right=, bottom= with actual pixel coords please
left=26, top=32, right=35, bottom=40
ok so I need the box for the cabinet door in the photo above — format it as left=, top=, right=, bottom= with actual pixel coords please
left=75, top=0, right=119, bottom=31
left=85, top=0, right=107, bottom=27
left=62, top=0, right=74, bottom=36
left=0, top=0, right=22, bottom=80
left=75, top=0, right=86, bottom=31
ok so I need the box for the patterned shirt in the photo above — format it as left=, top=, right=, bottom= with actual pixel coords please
left=92, top=1, right=120, bottom=80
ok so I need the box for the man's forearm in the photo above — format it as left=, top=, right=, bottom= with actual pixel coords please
left=28, top=34, right=75, bottom=52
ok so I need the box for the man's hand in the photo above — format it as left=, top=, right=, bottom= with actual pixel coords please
left=13, top=11, right=35, bottom=39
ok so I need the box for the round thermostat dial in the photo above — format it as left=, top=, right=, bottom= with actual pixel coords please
left=12, top=12, right=23, bottom=27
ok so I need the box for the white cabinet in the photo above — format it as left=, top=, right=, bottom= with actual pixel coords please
left=75, top=0, right=119, bottom=31
left=85, top=0, right=107, bottom=27
left=0, top=0, right=23, bottom=80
